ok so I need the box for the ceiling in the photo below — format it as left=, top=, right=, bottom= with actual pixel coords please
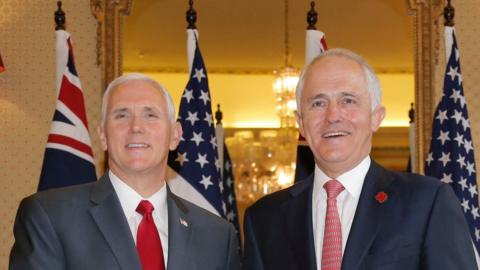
left=123, top=0, right=414, bottom=74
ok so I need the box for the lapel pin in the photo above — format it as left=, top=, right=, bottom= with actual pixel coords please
left=179, top=218, right=189, bottom=228
left=375, top=191, right=388, bottom=204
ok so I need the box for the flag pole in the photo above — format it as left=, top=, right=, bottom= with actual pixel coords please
left=215, top=104, right=225, bottom=177
left=306, top=1, right=317, bottom=30
left=55, top=1, right=66, bottom=30
left=186, top=0, right=197, bottom=75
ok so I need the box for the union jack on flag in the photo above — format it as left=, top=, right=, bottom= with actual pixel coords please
left=38, top=30, right=96, bottom=191
left=425, top=26, right=480, bottom=255
left=167, top=30, right=239, bottom=235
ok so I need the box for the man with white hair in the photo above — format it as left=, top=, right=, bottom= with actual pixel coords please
left=243, top=49, right=476, bottom=270
left=10, top=73, right=241, bottom=270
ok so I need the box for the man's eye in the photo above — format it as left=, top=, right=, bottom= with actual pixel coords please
left=114, top=113, right=127, bottom=119
left=342, top=98, right=357, bottom=105
left=312, top=100, right=326, bottom=108
left=146, top=113, right=159, bottom=118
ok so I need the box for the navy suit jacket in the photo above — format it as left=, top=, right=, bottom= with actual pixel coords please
left=243, top=161, right=477, bottom=270
left=10, top=173, right=241, bottom=270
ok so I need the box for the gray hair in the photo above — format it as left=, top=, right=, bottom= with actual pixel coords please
left=295, top=48, right=382, bottom=114
left=100, top=73, right=176, bottom=124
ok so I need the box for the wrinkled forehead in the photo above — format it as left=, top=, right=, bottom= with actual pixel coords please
left=108, top=80, right=167, bottom=109
left=303, top=56, right=368, bottom=95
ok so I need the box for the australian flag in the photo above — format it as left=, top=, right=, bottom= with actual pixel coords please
left=168, top=39, right=225, bottom=217
left=425, top=26, right=480, bottom=255
left=38, top=30, right=96, bottom=191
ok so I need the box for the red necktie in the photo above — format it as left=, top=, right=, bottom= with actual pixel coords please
left=136, top=200, right=165, bottom=270
left=321, top=180, right=345, bottom=270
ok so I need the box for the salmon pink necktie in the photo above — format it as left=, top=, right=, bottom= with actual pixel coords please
left=321, top=180, right=345, bottom=270
left=136, top=200, right=165, bottom=270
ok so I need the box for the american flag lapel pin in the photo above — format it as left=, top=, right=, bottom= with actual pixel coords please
left=180, top=218, right=189, bottom=228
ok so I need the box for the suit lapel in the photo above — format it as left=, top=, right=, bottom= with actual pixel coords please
left=89, top=174, right=142, bottom=270
left=166, top=187, right=192, bottom=270
left=341, top=161, right=396, bottom=270
left=284, top=175, right=317, bottom=270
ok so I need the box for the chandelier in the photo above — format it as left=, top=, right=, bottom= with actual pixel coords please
left=273, top=0, right=299, bottom=129
left=228, top=0, right=299, bottom=205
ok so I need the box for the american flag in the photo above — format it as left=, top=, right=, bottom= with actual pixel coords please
left=168, top=33, right=239, bottom=230
left=221, top=145, right=240, bottom=229
left=295, top=29, right=327, bottom=182
left=425, top=26, right=479, bottom=254
left=38, top=30, right=96, bottom=191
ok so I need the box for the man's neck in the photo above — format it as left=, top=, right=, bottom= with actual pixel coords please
left=109, top=168, right=166, bottom=198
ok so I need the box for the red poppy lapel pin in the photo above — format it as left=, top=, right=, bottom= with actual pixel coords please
left=375, top=191, right=388, bottom=204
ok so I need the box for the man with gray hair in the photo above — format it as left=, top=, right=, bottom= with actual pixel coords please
left=10, top=73, right=241, bottom=270
left=243, top=49, right=476, bottom=270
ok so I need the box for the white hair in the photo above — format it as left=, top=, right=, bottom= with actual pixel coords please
left=100, top=73, right=176, bottom=124
left=295, top=48, right=382, bottom=114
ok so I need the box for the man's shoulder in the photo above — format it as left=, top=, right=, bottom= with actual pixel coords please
left=384, top=167, right=443, bottom=190
left=374, top=162, right=447, bottom=198
left=21, top=181, right=97, bottom=212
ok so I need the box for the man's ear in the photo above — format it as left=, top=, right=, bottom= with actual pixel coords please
left=97, top=125, right=108, bottom=151
left=295, top=111, right=306, bottom=138
left=169, top=122, right=183, bottom=150
left=371, top=106, right=386, bottom=132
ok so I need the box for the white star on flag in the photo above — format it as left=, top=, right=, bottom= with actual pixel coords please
left=458, top=177, right=468, bottom=191
left=450, top=89, right=462, bottom=104
left=436, top=109, right=448, bottom=124
left=199, top=90, right=210, bottom=105
left=193, top=68, right=206, bottom=83
left=441, top=173, right=453, bottom=184
left=210, top=135, right=217, bottom=149
left=454, top=132, right=464, bottom=146
left=195, top=153, right=209, bottom=168
left=438, top=152, right=451, bottom=167
left=451, top=110, right=462, bottom=124
left=462, top=199, right=471, bottom=213
left=183, top=89, right=194, bottom=103
left=175, top=152, right=189, bottom=166
left=186, top=111, right=199, bottom=126
left=190, top=131, right=204, bottom=146
left=468, top=183, right=478, bottom=198
left=437, top=130, right=450, bottom=145
left=457, top=154, right=466, bottom=168
left=204, top=112, right=213, bottom=127
left=199, top=174, right=213, bottom=189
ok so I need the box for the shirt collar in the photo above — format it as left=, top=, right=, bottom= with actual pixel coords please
left=313, top=156, right=371, bottom=199
left=109, top=170, right=168, bottom=219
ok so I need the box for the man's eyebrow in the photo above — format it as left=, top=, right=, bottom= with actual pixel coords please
left=307, top=93, right=328, bottom=102
left=111, top=107, right=129, bottom=114
left=142, top=106, right=162, bottom=112
left=338, top=91, right=359, bottom=98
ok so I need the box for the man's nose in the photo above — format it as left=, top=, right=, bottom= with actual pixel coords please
left=129, top=115, right=145, bottom=133
left=326, top=103, right=341, bottom=123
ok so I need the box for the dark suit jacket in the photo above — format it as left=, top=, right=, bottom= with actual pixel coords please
left=243, top=161, right=477, bottom=270
left=10, top=173, right=241, bottom=270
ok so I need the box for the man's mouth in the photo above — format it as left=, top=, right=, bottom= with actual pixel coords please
left=322, top=131, right=350, bottom=138
left=126, top=143, right=149, bottom=148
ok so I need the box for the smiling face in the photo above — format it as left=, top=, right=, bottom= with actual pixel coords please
left=98, top=80, right=182, bottom=182
left=296, top=56, right=385, bottom=178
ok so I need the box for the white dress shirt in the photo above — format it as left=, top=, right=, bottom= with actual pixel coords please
left=312, top=156, right=371, bottom=269
left=109, top=171, right=169, bottom=265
